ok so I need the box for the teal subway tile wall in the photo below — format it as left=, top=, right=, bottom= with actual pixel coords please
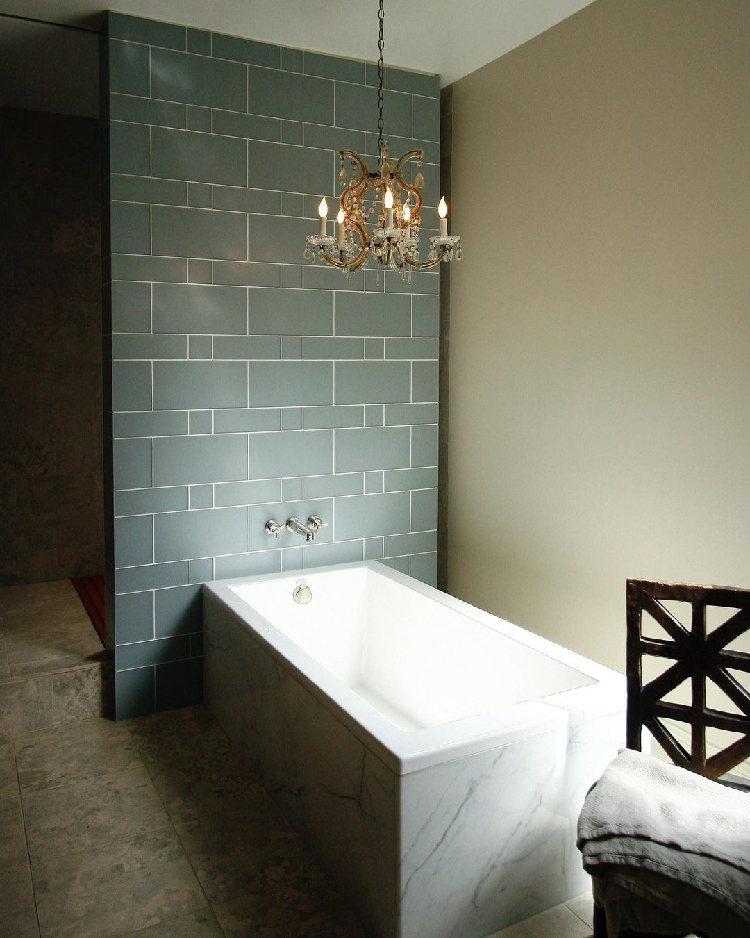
left=102, top=12, right=440, bottom=718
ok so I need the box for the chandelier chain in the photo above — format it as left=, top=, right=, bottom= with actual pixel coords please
left=377, top=0, right=385, bottom=153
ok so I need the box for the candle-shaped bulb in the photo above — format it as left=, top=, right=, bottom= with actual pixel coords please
left=438, top=196, right=448, bottom=236
left=336, top=209, right=345, bottom=224
left=384, top=187, right=394, bottom=209
left=402, top=202, right=411, bottom=223
left=336, top=209, right=345, bottom=247
left=318, top=197, right=328, bottom=237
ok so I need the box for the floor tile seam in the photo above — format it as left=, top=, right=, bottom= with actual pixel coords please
left=19, top=759, right=161, bottom=804
left=8, top=660, right=109, bottom=681
left=14, top=749, right=43, bottom=938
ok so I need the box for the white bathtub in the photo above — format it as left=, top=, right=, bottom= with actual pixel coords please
left=204, top=561, right=625, bottom=938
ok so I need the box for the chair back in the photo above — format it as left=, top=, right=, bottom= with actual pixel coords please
left=626, top=579, right=750, bottom=788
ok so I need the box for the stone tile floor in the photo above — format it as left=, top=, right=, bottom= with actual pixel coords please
left=1, top=580, right=597, bottom=937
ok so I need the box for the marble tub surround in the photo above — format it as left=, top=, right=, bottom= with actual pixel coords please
left=205, top=561, right=626, bottom=938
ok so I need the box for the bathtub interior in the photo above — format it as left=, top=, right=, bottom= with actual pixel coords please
left=228, top=565, right=596, bottom=732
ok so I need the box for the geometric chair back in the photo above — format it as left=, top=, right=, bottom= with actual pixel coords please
left=626, top=579, right=750, bottom=788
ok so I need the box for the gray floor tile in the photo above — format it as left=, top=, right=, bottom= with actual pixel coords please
left=0, top=673, right=55, bottom=737
left=33, top=827, right=206, bottom=938
left=212, top=888, right=367, bottom=938
left=0, top=860, right=39, bottom=938
left=16, top=717, right=138, bottom=792
left=23, top=762, right=172, bottom=862
left=120, top=907, right=223, bottom=937
left=565, top=891, right=594, bottom=928
left=0, top=784, right=28, bottom=868
left=0, top=738, right=17, bottom=789
left=488, top=903, right=593, bottom=938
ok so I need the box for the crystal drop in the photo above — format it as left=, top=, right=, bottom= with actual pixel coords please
left=381, top=161, right=390, bottom=179
left=415, top=172, right=424, bottom=189
left=339, top=168, right=346, bottom=185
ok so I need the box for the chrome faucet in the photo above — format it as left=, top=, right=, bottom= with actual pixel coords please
left=286, top=515, right=326, bottom=542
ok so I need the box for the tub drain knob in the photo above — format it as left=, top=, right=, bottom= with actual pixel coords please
left=293, top=580, right=313, bottom=605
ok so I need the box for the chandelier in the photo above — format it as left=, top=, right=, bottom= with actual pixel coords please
left=304, top=0, right=461, bottom=279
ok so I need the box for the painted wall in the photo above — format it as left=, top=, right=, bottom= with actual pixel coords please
left=102, top=13, right=441, bottom=718
left=447, top=0, right=749, bottom=671
left=0, top=107, right=103, bottom=586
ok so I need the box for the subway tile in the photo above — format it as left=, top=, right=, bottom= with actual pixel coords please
left=385, top=269, right=438, bottom=294
left=411, top=487, right=438, bottom=531
left=335, top=292, right=411, bottom=335
left=212, top=32, right=279, bottom=68
left=111, top=280, right=151, bottom=333
left=109, top=39, right=150, bottom=97
left=379, top=555, right=409, bottom=574
left=413, top=94, right=440, bottom=142
left=153, top=434, right=248, bottom=485
left=152, top=205, right=246, bottom=260
left=212, top=261, right=280, bottom=287
left=281, top=121, right=303, bottom=145
left=412, top=293, right=440, bottom=336
left=336, top=427, right=410, bottom=472
left=154, top=584, right=202, bottom=637
left=304, top=539, right=363, bottom=568
left=247, top=65, right=333, bottom=124
left=214, top=408, right=280, bottom=433
left=247, top=361, right=332, bottom=407
left=188, top=410, right=213, bottom=433
left=116, top=635, right=191, bottom=671
left=304, top=51, right=365, bottom=83
left=214, top=336, right=280, bottom=359
left=301, top=337, right=363, bottom=359
left=303, top=405, right=363, bottom=429
left=214, top=478, right=281, bottom=508
left=335, top=361, right=410, bottom=404
left=114, top=438, right=152, bottom=490
left=281, top=407, right=303, bottom=430
left=115, top=561, right=189, bottom=593
left=115, top=666, right=154, bottom=719
left=335, top=492, right=410, bottom=540
left=153, top=283, right=247, bottom=335
left=187, top=28, right=211, bottom=56
left=110, top=94, right=185, bottom=128
left=336, top=83, right=411, bottom=136
left=110, top=175, right=187, bottom=206
left=114, top=514, right=154, bottom=567
left=282, top=336, right=302, bottom=359
left=156, top=658, right=203, bottom=711
left=189, top=558, right=213, bottom=582
left=151, top=47, right=246, bottom=110
left=113, top=411, right=189, bottom=438
left=365, top=338, right=385, bottom=359
left=302, top=266, right=364, bottom=291
left=112, top=334, right=187, bottom=359
left=383, top=530, right=437, bottom=558
left=282, top=192, right=304, bottom=216
left=109, top=12, right=186, bottom=49
left=412, top=423, right=438, bottom=467
left=188, top=259, right=212, bottom=283
left=303, top=472, right=363, bottom=499
left=365, top=404, right=385, bottom=426
left=410, top=552, right=437, bottom=586
left=365, top=471, right=384, bottom=494
left=111, top=254, right=187, bottom=283
left=303, top=123, right=367, bottom=153
left=247, top=139, right=332, bottom=195
left=249, top=214, right=319, bottom=265
left=153, top=361, right=247, bottom=410
left=189, top=484, right=212, bottom=509
left=412, top=360, right=439, bottom=402
left=364, top=537, right=383, bottom=560
left=214, top=550, right=280, bottom=580
left=109, top=121, right=149, bottom=175
left=189, top=182, right=213, bottom=209
left=211, top=110, right=280, bottom=142
left=385, top=337, right=439, bottom=359
left=247, top=498, right=333, bottom=550
left=282, top=548, right=304, bottom=571
left=110, top=201, right=151, bottom=255
left=247, top=287, right=333, bottom=335
left=154, top=507, right=248, bottom=561
left=114, top=591, right=154, bottom=644
left=281, top=47, right=303, bottom=72
left=115, top=486, right=189, bottom=516
left=282, top=477, right=303, bottom=500
left=248, top=430, right=333, bottom=480
left=186, top=106, right=211, bottom=132
left=213, top=186, right=281, bottom=214
left=188, top=336, right=212, bottom=359
left=152, top=126, right=247, bottom=186
left=375, top=65, right=440, bottom=99
left=112, top=360, right=152, bottom=411
left=385, top=403, right=438, bottom=426
left=383, top=466, right=438, bottom=492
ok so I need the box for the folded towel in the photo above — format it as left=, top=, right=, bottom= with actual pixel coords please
left=577, top=749, right=750, bottom=924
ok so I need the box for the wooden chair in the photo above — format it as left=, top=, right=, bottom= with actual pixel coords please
left=590, top=578, right=750, bottom=938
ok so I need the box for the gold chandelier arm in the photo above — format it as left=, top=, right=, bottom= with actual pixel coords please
left=339, top=149, right=368, bottom=187
left=402, top=246, right=447, bottom=270
left=393, top=149, right=424, bottom=216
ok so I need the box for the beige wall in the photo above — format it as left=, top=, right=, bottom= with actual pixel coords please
left=447, top=0, right=749, bottom=673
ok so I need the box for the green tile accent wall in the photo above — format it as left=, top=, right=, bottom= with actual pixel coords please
left=102, top=12, right=440, bottom=719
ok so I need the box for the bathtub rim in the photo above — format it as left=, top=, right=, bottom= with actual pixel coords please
left=204, top=560, right=625, bottom=774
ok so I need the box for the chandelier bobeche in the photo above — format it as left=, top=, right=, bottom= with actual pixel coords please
left=304, top=0, right=461, bottom=279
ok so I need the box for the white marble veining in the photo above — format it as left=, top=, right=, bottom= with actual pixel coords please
left=204, top=562, right=626, bottom=938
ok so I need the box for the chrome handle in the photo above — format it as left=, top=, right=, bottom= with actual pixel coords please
left=265, top=519, right=282, bottom=538
left=307, top=515, right=327, bottom=535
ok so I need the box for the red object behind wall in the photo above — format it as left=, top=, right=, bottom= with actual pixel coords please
left=72, top=575, right=106, bottom=647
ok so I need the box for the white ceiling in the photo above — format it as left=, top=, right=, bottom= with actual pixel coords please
left=0, top=0, right=596, bottom=117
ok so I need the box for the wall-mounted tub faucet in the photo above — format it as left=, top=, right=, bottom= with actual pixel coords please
left=265, top=515, right=326, bottom=542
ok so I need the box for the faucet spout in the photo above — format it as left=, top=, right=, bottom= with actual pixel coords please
left=286, top=517, right=314, bottom=541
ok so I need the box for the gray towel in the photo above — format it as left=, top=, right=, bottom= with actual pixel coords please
left=577, top=749, right=750, bottom=924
